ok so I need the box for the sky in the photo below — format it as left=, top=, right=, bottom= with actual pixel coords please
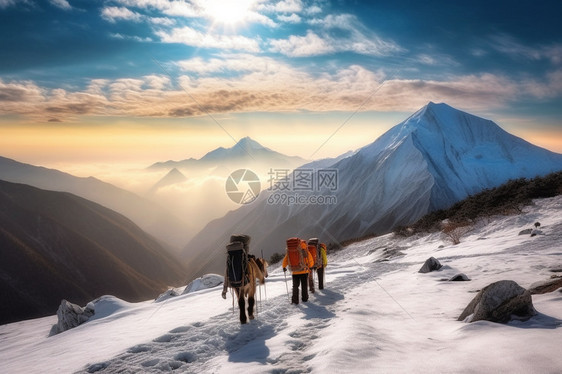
left=1, top=0, right=562, bottom=169
left=1, top=195, right=561, bottom=373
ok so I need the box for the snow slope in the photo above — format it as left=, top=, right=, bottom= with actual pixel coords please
left=1, top=196, right=561, bottom=373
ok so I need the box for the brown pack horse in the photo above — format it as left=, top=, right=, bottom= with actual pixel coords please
left=222, top=257, right=269, bottom=324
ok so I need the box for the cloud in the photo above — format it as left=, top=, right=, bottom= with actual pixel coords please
left=270, top=30, right=333, bottom=56
left=113, top=0, right=200, bottom=18
left=50, top=0, right=71, bottom=10
left=101, top=6, right=143, bottom=23
left=304, top=5, right=322, bottom=15
left=176, top=53, right=279, bottom=75
left=0, top=0, right=19, bottom=8
left=156, top=26, right=260, bottom=52
left=277, top=13, right=301, bottom=23
left=260, top=0, right=303, bottom=13
left=110, top=33, right=153, bottom=42
left=270, top=14, right=403, bottom=57
left=150, top=16, right=175, bottom=26
left=2, top=58, right=561, bottom=123
left=415, top=53, right=459, bottom=67
left=489, top=34, right=562, bottom=65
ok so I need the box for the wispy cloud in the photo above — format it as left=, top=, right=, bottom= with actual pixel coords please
left=112, top=0, right=200, bottom=18
left=271, top=14, right=403, bottom=57
left=4, top=60, right=561, bottom=123
left=110, top=33, right=153, bottom=42
left=260, top=0, right=303, bottom=13
left=175, top=53, right=277, bottom=75
left=101, top=6, right=143, bottom=23
left=156, top=26, right=260, bottom=52
left=277, top=13, right=301, bottom=24
left=0, top=0, right=21, bottom=8
left=415, top=53, right=459, bottom=67
left=489, top=33, right=562, bottom=65
left=150, top=16, right=175, bottom=26
left=270, top=30, right=333, bottom=56
left=50, top=0, right=71, bottom=10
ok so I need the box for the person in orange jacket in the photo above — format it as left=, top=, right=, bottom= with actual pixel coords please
left=282, top=239, right=314, bottom=304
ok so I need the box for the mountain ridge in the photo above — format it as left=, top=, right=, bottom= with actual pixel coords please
left=0, top=179, right=187, bottom=325
left=181, top=102, right=562, bottom=279
left=0, top=156, right=189, bottom=251
left=148, top=136, right=307, bottom=170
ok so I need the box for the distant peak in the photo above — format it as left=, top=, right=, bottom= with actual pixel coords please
left=236, top=136, right=263, bottom=148
left=234, top=136, right=265, bottom=150
left=424, top=101, right=451, bottom=111
left=167, top=168, right=185, bottom=176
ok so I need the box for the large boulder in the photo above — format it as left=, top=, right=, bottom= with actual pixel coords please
left=418, top=257, right=443, bottom=273
left=50, top=299, right=95, bottom=336
left=528, top=276, right=562, bottom=295
left=458, top=280, right=536, bottom=323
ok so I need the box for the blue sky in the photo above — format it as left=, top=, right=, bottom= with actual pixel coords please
left=1, top=0, right=561, bottom=165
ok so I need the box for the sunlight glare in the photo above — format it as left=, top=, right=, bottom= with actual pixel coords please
left=204, top=0, right=255, bottom=26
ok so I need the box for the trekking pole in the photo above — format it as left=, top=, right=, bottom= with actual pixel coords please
left=261, top=249, right=268, bottom=300
left=283, top=270, right=290, bottom=303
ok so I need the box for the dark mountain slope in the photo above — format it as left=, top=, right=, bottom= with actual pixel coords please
left=0, top=156, right=189, bottom=250
left=0, top=180, right=187, bottom=325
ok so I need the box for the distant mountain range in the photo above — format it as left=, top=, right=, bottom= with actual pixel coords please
left=0, top=180, right=187, bottom=325
left=0, top=156, right=189, bottom=250
left=149, top=136, right=307, bottom=172
left=144, top=137, right=309, bottom=240
left=182, top=102, right=562, bottom=279
left=148, top=168, right=188, bottom=195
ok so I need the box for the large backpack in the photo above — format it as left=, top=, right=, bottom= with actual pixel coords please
left=230, top=234, right=250, bottom=251
left=226, top=241, right=248, bottom=287
left=307, top=238, right=319, bottom=267
left=286, top=237, right=307, bottom=272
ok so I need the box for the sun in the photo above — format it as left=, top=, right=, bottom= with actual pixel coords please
left=204, top=0, right=256, bottom=26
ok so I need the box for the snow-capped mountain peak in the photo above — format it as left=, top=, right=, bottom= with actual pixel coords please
left=183, top=103, right=562, bottom=274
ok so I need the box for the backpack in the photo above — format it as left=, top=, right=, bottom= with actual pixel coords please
left=230, top=234, right=250, bottom=251
left=286, top=237, right=307, bottom=272
left=226, top=241, right=248, bottom=287
left=307, top=238, right=319, bottom=267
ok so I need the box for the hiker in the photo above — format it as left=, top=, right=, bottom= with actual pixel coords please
left=317, top=243, right=328, bottom=289
left=283, top=238, right=314, bottom=304
left=307, top=238, right=319, bottom=294
left=221, top=234, right=266, bottom=324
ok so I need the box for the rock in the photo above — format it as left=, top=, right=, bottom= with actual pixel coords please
left=50, top=299, right=95, bottom=336
left=518, top=229, right=532, bottom=236
left=182, top=274, right=224, bottom=294
left=530, top=229, right=543, bottom=237
left=449, top=273, right=470, bottom=281
left=458, top=280, right=536, bottom=323
left=418, top=257, right=443, bottom=273
left=155, top=288, right=180, bottom=303
left=528, top=276, right=562, bottom=295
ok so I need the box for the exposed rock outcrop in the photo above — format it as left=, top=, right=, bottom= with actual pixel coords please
left=528, top=276, right=562, bottom=295
left=458, top=280, right=536, bottom=323
left=449, top=273, right=470, bottom=282
left=50, top=299, right=94, bottom=336
left=419, top=257, right=443, bottom=273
